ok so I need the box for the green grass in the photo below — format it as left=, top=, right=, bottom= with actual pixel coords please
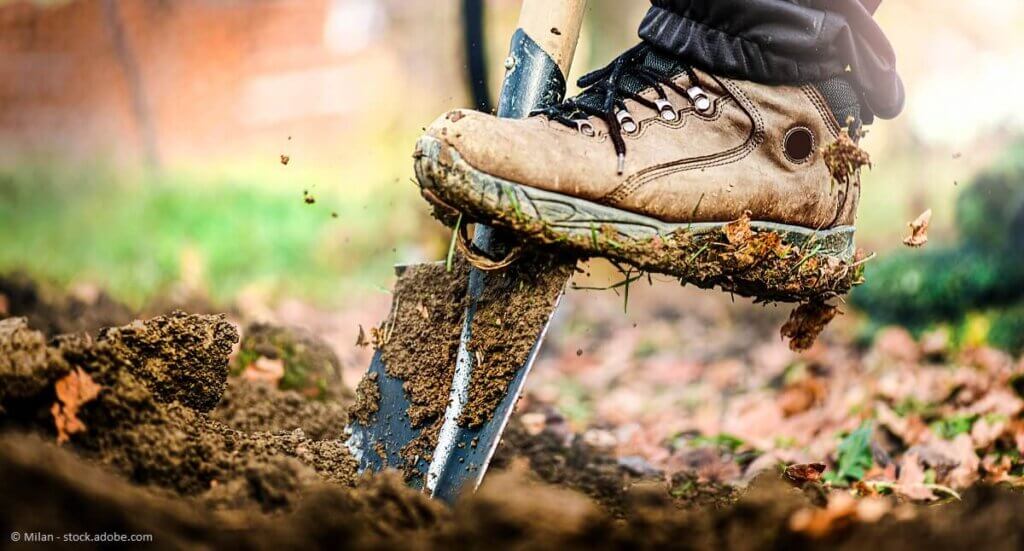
left=0, top=162, right=423, bottom=307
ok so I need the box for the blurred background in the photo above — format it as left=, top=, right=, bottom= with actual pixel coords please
left=1, top=0, right=1021, bottom=303
left=2, top=0, right=1024, bottom=456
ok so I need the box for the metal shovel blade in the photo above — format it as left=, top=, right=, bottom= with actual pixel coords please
left=345, top=27, right=575, bottom=501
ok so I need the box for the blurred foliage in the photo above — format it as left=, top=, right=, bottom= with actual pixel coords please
left=824, top=421, right=873, bottom=487
left=0, top=163, right=419, bottom=307
left=853, top=141, right=1024, bottom=353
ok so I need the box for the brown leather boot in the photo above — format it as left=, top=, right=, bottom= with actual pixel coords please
left=414, top=45, right=871, bottom=301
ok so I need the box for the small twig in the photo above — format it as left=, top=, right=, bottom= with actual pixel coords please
left=446, top=213, right=463, bottom=273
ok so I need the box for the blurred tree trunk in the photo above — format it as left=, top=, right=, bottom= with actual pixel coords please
left=101, top=0, right=160, bottom=167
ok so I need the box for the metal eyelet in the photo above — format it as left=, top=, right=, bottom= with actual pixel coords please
left=686, top=86, right=713, bottom=114
left=616, top=109, right=638, bottom=134
left=655, top=98, right=677, bottom=121
left=575, top=119, right=596, bottom=137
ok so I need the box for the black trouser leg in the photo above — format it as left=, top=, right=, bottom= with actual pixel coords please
left=638, top=0, right=904, bottom=120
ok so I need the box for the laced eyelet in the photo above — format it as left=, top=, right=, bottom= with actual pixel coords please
left=616, top=109, right=638, bottom=134
left=655, top=98, right=677, bottom=121
left=575, top=119, right=596, bottom=137
left=686, top=86, right=713, bottom=114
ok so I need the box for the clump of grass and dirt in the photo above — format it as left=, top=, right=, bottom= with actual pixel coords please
left=1, top=275, right=1023, bottom=549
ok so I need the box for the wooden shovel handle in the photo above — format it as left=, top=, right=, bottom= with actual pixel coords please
left=516, top=0, right=588, bottom=76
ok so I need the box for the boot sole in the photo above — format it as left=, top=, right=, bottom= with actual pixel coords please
left=414, top=135, right=862, bottom=302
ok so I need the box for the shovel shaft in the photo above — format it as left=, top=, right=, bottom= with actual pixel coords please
left=426, top=1, right=587, bottom=501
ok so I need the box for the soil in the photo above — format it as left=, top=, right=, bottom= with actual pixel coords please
left=369, top=260, right=468, bottom=472
left=460, top=250, right=574, bottom=426
left=0, top=313, right=358, bottom=513
left=2, top=283, right=1024, bottom=549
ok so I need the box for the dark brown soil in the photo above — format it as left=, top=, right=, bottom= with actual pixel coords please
left=0, top=272, right=134, bottom=336
left=2, top=288, right=1023, bottom=549
left=211, top=378, right=350, bottom=441
left=372, top=260, right=468, bottom=471
left=348, top=371, right=380, bottom=426
left=460, top=251, right=574, bottom=426
left=0, top=313, right=357, bottom=512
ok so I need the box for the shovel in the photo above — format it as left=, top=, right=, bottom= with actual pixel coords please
left=346, top=0, right=587, bottom=503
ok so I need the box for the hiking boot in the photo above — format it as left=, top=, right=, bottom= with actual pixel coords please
left=413, top=44, right=871, bottom=301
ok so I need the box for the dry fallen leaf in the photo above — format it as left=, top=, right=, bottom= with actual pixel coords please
left=781, top=302, right=839, bottom=352
left=895, top=454, right=937, bottom=501
left=241, top=357, right=285, bottom=386
left=903, top=209, right=932, bottom=248
left=784, top=462, right=826, bottom=484
left=724, top=212, right=754, bottom=246
left=51, top=367, right=102, bottom=445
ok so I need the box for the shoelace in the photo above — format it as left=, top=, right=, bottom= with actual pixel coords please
left=533, top=44, right=712, bottom=175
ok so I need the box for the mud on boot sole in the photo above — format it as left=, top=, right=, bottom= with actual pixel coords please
left=414, top=135, right=864, bottom=302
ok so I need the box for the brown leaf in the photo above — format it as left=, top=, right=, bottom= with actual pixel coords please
left=903, top=209, right=932, bottom=248
left=241, top=357, right=285, bottom=386
left=781, top=302, right=839, bottom=352
left=778, top=377, right=827, bottom=416
left=895, top=453, right=937, bottom=501
left=51, top=367, right=102, bottom=445
left=784, top=462, right=826, bottom=484
left=724, top=212, right=754, bottom=246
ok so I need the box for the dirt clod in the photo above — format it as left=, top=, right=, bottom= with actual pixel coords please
left=781, top=301, right=839, bottom=351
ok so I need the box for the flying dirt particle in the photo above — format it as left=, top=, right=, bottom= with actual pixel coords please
left=550, top=27, right=561, bottom=35
left=576, top=348, right=583, bottom=357
left=51, top=367, right=102, bottom=445
left=331, top=212, right=338, bottom=218
left=903, top=209, right=932, bottom=248
left=303, top=190, right=316, bottom=205
left=952, top=152, right=961, bottom=159
left=822, top=132, right=871, bottom=189
left=780, top=301, right=839, bottom=352
left=280, top=154, right=290, bottom=166
left=355, top=325, right=369, bottom=348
